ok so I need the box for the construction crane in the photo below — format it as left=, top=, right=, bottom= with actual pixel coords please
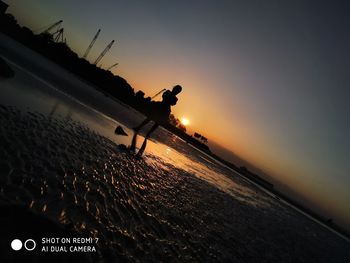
left=107, top=62, right=119, bottom=71
left=83, top=29, right=101, bottom=59
left=94, top=40, right=115, bottom=65
left=42, top=20, right=63, bottom=34
left=52, top=28, right=64, bottom=43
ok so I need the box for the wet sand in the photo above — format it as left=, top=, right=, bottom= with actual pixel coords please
left=0, top=56, right=15, bottom=78
left=1, top=105, right=349, bottom=262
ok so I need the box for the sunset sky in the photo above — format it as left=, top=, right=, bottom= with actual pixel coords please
left=5, top=0, right=350, bottom=229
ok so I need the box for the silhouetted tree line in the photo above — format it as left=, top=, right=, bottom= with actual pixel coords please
left=0, top=13, right=210, bottom=152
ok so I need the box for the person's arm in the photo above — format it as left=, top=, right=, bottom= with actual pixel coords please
left=162, top=90, right=171, bottom=101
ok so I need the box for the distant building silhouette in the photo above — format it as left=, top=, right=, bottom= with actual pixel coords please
left=178, top=123, right=186, bottom=132
left=135, top=90, right=145, bottom=100
left=194, top=132, right=208, bottom=143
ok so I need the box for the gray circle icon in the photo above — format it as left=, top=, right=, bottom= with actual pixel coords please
left=24, top=239, right=36, bottom=251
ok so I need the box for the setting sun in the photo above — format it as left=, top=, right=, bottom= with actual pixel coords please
left=181, top=117, right=190, bottom=126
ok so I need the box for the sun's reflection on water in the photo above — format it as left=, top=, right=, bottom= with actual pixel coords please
left=142, top=139, right=265, bottom=207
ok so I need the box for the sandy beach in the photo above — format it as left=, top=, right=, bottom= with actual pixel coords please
left=1, top=33, right=349, bottom=262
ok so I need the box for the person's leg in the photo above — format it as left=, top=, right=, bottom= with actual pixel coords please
left=137, top=123, right=159, bottom=156
left=145, top=123, right=159, bottom=138
left=129, top=132, right=138, bottom=152
left=130, top=118, right=151, bottom=152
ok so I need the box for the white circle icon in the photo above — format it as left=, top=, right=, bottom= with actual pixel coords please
left=11, top=239, right=23, bottom=251
left=24, top=239, right=36, bottom=251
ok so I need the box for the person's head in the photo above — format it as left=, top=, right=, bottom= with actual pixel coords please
left=172, top=85, right=182, bottom=95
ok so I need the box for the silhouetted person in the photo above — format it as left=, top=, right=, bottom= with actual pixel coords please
left=130, top=85, right=183, bottom=156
